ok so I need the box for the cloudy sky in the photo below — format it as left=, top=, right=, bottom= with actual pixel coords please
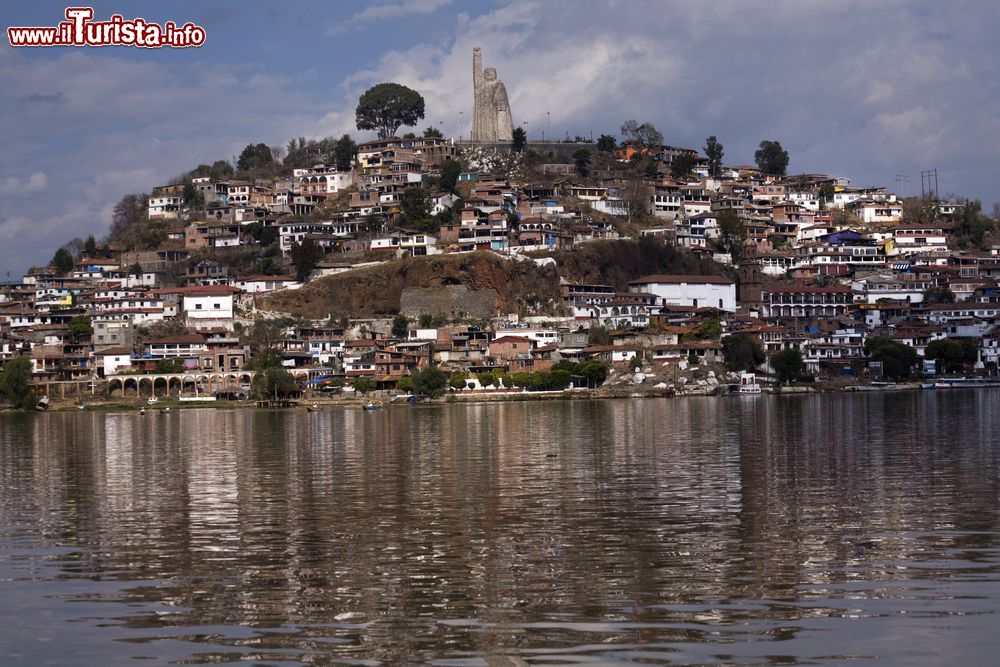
left=2, top=0, right=999, bottom=277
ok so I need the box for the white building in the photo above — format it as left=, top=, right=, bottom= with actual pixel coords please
left=627, top=274, right=737, bottom=312
left=148, top=195, right=182, bottom=219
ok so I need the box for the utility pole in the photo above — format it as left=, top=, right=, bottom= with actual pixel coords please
left=894, top=174, right=909, bottom=199
left=920, top=168, right=938, bottom=202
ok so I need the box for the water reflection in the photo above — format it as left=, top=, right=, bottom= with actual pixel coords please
left=1, top=393, right=999, bottom=665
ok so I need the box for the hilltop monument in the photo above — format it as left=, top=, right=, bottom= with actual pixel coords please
left=472, top=47, right=514, bottom=143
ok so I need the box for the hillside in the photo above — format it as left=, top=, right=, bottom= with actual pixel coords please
left=260, top=240, right=731, bottom=319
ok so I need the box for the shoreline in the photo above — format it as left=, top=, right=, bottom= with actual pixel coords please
left=10, top=379, right=955, bottom=414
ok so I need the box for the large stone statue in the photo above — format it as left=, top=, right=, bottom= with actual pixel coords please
left=472, top=47, right=514, bottom=143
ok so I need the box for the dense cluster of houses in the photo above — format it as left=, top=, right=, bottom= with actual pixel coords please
left=3, top=134, right=1000, bottom=400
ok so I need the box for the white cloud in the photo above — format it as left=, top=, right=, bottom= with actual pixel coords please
left=0, top=172, right=47, bottom=196
left=330, top=0, right=453, bottom=34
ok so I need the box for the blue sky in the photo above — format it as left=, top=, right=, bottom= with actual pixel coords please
left=2, top=0, right=999, bottom=277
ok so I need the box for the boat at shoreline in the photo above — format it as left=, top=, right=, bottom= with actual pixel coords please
left=932, top=377, right=1000, bottom=390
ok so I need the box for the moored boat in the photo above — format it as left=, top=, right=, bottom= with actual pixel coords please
left=933, top=377, right=1000, bottom=389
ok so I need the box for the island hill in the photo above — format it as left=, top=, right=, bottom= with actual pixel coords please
left=2, top=77, right=999, bottom=407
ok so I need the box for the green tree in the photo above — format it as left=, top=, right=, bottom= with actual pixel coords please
left=754, top=140, right=789, bottom=176
left=596, top=134, right=617, bottom=153
left=573, top=149, right=592, bottom=178
left=396, top=376, right=414, bottom=392
left=449, top=371, right=469, bottom=390
left=818, top=182, right=835, bottom=207
left=864, top=336, right=918, bottom=379
left=423, top=126, right=443, bottom=138
left=391, top=314, right=410, bottom=338
left=586, top=324, right=612, bottom=346
left=68, top=315, right=93, bottom=341
left=334, top=134, right=357, bottom=171
left=154, top=358, right=186, bottom=373
left=355, top=82, right=426, bottom=138
left=717, top=211, right=748, bottom=262
left=399, top=187, right=433, bottom=230
left=695, top=317, right=722, bottom=340
left=511, top=126, right=527, bottom=152
left=771, top=348, right=805, bottom=384
left=722, top=334, right=765, bottom=372
left=255, top=366, right=295, bottom=398
left=925, top=339, right=965, bottom=373
left=210, top=160, right=234, bottom=180
left=704, top=136, right=724, bottom=178
left=476, top=371, right=496, bottom=387
left=439, top=159, right=462, bottom=194
left=290, top=239, right=325, bottom=282
left=411, top=365, right=448, bottom=398
left=353, top=377, right=375, bottom=395
left=52, top=247, right=74, bottom=275
left=0, top=357, right=36, bottom=410
left=620, top=120, right=663, bottom=149
left=578, top=360, right=608, bottom=387
left=246, top=349, right=284, bottom=371
left=83, top=234, right=98, bottom=257
left=236, top=143, right=274, bottom=172
left=670, top=153, right=696, bottom=180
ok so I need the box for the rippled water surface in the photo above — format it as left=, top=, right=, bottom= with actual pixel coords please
left=2, top=392, right=1000, bottom=665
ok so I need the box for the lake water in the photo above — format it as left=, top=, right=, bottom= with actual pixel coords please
left=2, top=392, right=1000, bottom=665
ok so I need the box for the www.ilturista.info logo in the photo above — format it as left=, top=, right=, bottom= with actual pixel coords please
left=7, top=7, right=205, bottom=48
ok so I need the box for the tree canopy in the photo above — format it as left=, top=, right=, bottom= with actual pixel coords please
left=670, top=153, right=696, bottom=180
left=754, top=140, right=789, bottom=176
left=620, top=120, right=663, bottom=148
left=355, top=82, right=426, bottom=138
left=51, top=247, right=74, bottom=275
left=0, top=357, right=36, bottom=409
left=237, top=143, right=275, bottom=173
left=864, top=336, right=918, bottom=379
left=722, top=333, right=765, bottom=372
left=439, top=159, right=462, bottom=194
left=333, top=134, right=357, bottom=171
left=511, top=126, right=527, bottom=153
left=399, top=187, right=433, bottom=231
left=771, top=348, right=805, bottom=384
left=704, top=136, right=724, bottom=178
left=289, top=239, right=325, bottom=282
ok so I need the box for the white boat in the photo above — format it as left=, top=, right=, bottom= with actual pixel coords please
left=933, top=377, right=1000, bottom=390
left=737, top=372, right=762, bottom=394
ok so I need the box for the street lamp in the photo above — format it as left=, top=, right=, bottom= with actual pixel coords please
left=458, top=111, right=464, bottom=142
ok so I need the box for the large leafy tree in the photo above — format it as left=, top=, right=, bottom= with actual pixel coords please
left=620, top=119, right=663, bottom=149
left=511, top=126, right=527, bottom=152
left=864, top=336, right=918, bottom=379
left=399, top=187, right=433, bottom=230
left=722, top=334, right=765, bottom=372
left=236, top=143, right=275, bottom=172
left=333, top=134, right=357, bottom=171
left=289, top=238, right=325, bottom=282
left=771, top=348, right=805, bottom=384
left=0, top=357, right=36, bottom=410
left=355, top=83, right=425, bottom=138
left=411, top=366, right=448, bottom=398
left=754, top=140, right=789, bottom=176
left=573, top=149, right=592, bottom=177
left=51, top=247, right=74, bottom=275
left=439, top=159, right=462, bottom=194
left=717, top=211, right=748, bottom=263
left=704, top=136, right=724, bottom=178
left=670, top=153, right=695, bottom=180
